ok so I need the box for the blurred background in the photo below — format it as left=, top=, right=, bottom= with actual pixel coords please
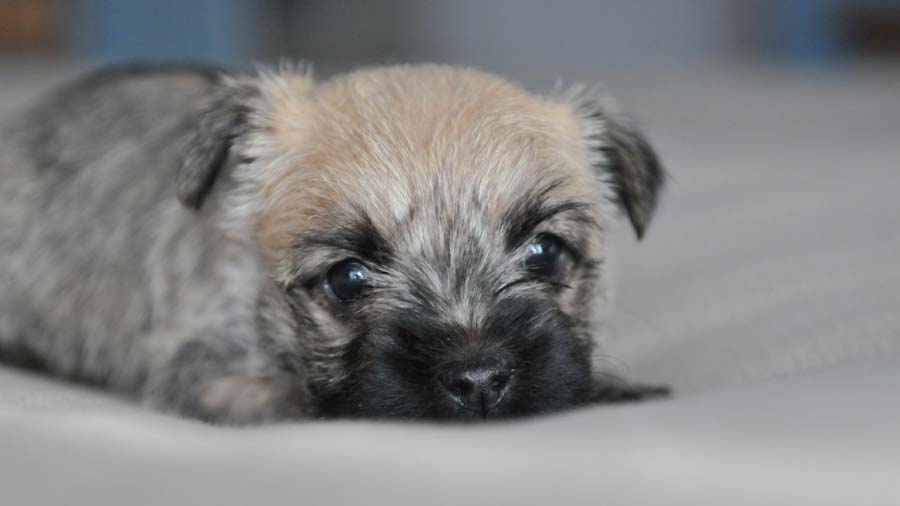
left=3, top=0, right=900, bottom=120
left=0, top=0, right=898, bottom=391
left=2, top=0, right=900, bottom=85
left=2, top=1, right=900, bottom=63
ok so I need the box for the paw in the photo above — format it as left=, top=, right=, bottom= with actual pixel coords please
left=195, top=376, right=305, bottom=423
left=589, top=377, right=671, bottom=404
left=144, top=374, right=306, bottom=424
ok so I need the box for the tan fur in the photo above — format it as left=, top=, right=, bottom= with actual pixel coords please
left=242, top=65, right=600, bottom=276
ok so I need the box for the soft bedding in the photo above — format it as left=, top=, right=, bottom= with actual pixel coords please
left=2, top=64, right=899, bottom=505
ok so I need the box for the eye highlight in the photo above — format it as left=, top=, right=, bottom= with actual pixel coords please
left=523, top=234, right=566, bottom=278
left=325, top=259, right=371, bottom=303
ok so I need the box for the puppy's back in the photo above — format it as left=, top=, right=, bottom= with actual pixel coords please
left=3, top=64, right=219, bottom=177
left=0, top=64, right=227, bottom=387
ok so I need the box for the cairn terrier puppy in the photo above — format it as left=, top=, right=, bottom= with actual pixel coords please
left=0, top=63, right=665, bottom=423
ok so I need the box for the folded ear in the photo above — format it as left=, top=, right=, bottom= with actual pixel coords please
left=176, top=82, right=253, bottom=209
left=565, top=89, right=665, bottom=239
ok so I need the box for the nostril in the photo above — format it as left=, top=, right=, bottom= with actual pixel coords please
left=449, top=378, right=475, bottom=397
left=490, top=371, right=510, bottom=391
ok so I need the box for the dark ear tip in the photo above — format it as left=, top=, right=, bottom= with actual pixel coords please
left=175, top=159, right=211, bottom=209
left=176, top=185, right=204, bottom=209
left=615, top=153, right=665, bottom=240
left=633, top=220, right=646, bottom=240
left=175, top=79, right=254, bottom=210
left=593, top=107, right=666, bottom=240
left=175, top=127, right=233, bottom=209
left=630, top=167, right=665, bottom=239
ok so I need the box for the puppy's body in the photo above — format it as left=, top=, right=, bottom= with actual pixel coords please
left=0, top=66, right=292, bottom=418
left=0, top=63, right=664, bottom=422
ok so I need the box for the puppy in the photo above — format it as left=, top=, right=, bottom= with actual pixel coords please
left=0, top=63, right=665, bottom=423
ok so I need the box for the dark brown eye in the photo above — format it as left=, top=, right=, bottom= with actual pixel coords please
left=325, top=259, right=370, bottom=303
left=524, top=234, right=565, bottom=278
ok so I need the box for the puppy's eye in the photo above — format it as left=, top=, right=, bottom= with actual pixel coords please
left=325, top=259, right=370, bottom=303
left=524, top=234, right=565, bottom=277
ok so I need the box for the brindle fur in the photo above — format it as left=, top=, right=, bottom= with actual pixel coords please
left=0, top=63, right=665, bottom=423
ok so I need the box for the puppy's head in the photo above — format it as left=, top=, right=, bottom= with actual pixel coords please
left=179, top=65, right=663, bottom=420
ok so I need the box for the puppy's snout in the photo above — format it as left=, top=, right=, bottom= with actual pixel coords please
left=440, top=359, right=512, bottom=418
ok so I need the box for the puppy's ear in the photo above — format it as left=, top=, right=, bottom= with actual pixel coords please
left=177, top=82, right=254, bottom=209
left=565, top=89, right=665, bottom=239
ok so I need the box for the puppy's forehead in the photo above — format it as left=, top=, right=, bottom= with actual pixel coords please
left=255, top=65, right=597, bottom=260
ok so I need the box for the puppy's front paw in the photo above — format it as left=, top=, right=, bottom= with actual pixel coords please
left=589, top=377, right=671, bottom=404
left=197, top=376, right=306, bottom=423
left=144, top=374, right=306, bottom=424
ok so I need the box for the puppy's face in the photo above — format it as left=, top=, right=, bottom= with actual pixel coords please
left=179, top=65, right=663, bottom=420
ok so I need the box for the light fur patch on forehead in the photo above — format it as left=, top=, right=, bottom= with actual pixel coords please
left=249, top=64, right=599, bottom=268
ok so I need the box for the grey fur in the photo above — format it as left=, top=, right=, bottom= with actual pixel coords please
left=0, top=65, right=304, bottom=422
left=0, top=63, right=665, bottom=423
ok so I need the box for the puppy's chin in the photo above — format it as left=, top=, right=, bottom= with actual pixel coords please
left=322, top=372, right=593, bottom=421
left=312, top=329, right=595, bottom=421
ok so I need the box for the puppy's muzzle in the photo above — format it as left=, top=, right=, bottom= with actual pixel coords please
left=440, top=357, right=513, bottom=418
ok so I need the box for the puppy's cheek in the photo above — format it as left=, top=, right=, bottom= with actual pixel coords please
left=362, top=348, right=442, bottom=418
left=558, top=268, right=601, bottom=325
left=311, top=332, right=408, bottom=419
left=288, top=293, right=360, bottom=396
left=514, top=333, right=594, bottom=413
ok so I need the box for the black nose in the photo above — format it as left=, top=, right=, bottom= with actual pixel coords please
left=441, top=360, right=512, bottom=418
